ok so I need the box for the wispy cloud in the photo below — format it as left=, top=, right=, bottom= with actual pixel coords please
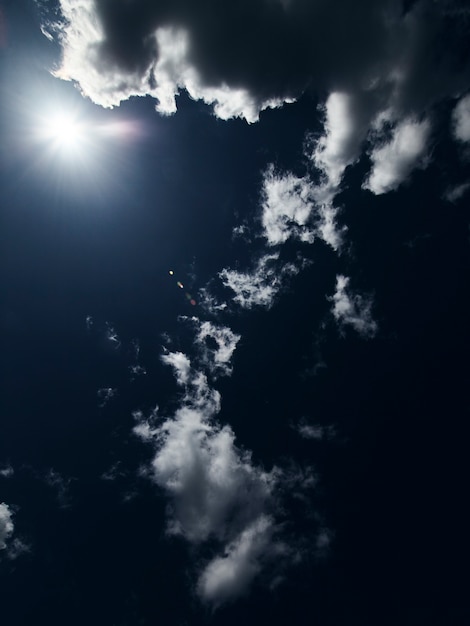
left=97, top=387, right=117, bottom=408
left=0, top=465, right=14, bottom=478
left=443, top=181, right=470, bottom=203
left=0, top=503, right=14, bottom=551
left=452, top=94, right=470, bottom=143
left=329, top=275, right=378, bottom=339
left=219, top=252, right=300, bottom=310
left=45, top=469, right=73, bottom=508
left=192, top=319, right=241, bottom=378
left=295, top=419, right=336, bottom=441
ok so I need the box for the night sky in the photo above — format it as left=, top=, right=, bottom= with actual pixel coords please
left=1, top=1, right=470, bottom=625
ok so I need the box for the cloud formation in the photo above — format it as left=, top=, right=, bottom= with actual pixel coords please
left=49, top=0, right=470, bottom=127
left=363, top=118, right=431, bottom=194
left=193, top=320, right=241, bottom=378
left=260, top=166, right=346, bottom=250
left=452, top=94, right=470, bottom=143
left=134, top=345, right=316, bottom=606
left=0, top=503, right=14, bottom=550
left=219, top=253, right=300, bottom=310
left=330, top=275, right=378, bottom=338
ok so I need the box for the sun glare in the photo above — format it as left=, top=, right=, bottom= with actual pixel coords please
left=41, top=111, right=84, bottom=151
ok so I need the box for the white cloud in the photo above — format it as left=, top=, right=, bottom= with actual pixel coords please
left=330, top=275, right=378, bottom=339
left=49, top=1, right=470, bottom=128
left=134, top=347, right=319, bottom=606
left=0, top=503, right=14, bottom=550
left=443, top=181, right=470, bottom=203
left=161, top=351, right=192, bottom=386
left=197, top=515, right=275, bottom=607
left=363, top=118, right=431, bottom=195
left=0, top=466, right=14, bottom=478
left=260, top=166, right=346, bottom=252
left=314, top=202, right=347, bottom=252
left=193, top=320, right=241, bottom=378
left=219, top=253, right=300, bottom=310
left=313, top=92, right=372, bottom=187
left=452, top=94, right=470, bottom=143
left=261, top=168, right=316, bottom=246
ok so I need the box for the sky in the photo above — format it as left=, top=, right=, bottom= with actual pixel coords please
left=1, top=0, right=470, bottom=624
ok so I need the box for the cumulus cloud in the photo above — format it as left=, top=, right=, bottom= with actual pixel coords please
left=134, top=347, right=317, bottom=606
left=260, top=166, right=347, bottom=251
left=330, top=275, right=378, bottom=339
left=363, top=118, right=431, bottom=194
left=261, top=168, right=316, bottom=246
left=452, top=94, right=470, bottom=143
left=0, top=503, right=14, bottom=550
left=312, top=92, right=375, bottom=187
left=48, top=0, right=470, bottom=126
left=219, top=253, right=301, bottom=310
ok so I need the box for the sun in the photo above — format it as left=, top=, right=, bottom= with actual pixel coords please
left=41, top=111, right=84, bottom=151
left=51, top=113, right=82, bottom=145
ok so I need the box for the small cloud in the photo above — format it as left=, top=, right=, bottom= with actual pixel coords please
left=45, top=469, right=73, bottom=508
left=97, top=387, right=117, bottom=408
left=193, top=319, right=241, bottom=378
left=312, top=92, right=371, bottom=188
left=295, top=419, right=336, bottom=441
left=161, top=351, right=192, bottom=386
left=219, top=253, right=300, bottom=310
left=452, top=94, right=470, bottom=143
left=101, top=462, right=127, bottom=482
left=329, top=275, right=378, bottom=339
left=260, top=166, right=346, bottom=252
left=105, top=322, right=121, bottom=349
left=129, top=364, right=147, bottom=378
left=0, top=503, right=14, bottom=550
left=0, top=465, right=14, bottom=478
left=197, top=515, right=275, bottom=607
left=363, top=118, right=431, bottom=195
left=85, top=315, right=93, bottom=330
left=443, top=181, right=470, bottom=203
left=261, top=167, right=316, bottom=246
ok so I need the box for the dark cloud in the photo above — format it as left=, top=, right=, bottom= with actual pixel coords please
left=51, top=0, right=470, bottom=122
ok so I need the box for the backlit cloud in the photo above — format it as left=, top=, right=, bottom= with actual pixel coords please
left=48, top=1, right=469, bottom=128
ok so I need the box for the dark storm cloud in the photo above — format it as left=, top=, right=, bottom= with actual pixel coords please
left=51, top=0, right=470, bottom=123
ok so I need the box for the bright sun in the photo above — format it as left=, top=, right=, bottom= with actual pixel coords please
left=35, top=108, right=88, bottom=157
left=46, top=112, right=83, bottom=149
left=52, top=113, right=81, bottom=144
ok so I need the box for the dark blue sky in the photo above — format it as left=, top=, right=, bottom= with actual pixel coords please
left=1, top=1, right=470, bottom=625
